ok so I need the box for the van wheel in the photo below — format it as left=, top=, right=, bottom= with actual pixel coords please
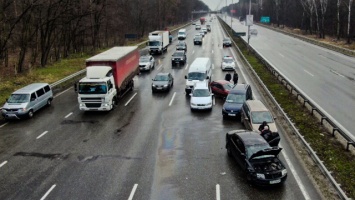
left=47, top=99, right=52, bottom=106
left=28, top=110, right=34, bottom=118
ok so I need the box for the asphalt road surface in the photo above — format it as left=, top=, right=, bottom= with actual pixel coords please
left=0, top=18, right=323, bottom=200
left=221, top=15, right=355, bottom=141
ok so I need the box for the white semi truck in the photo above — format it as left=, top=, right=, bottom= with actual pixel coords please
left=148, top=31, right=169, bottom=55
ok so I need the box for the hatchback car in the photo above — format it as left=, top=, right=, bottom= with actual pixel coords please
left=223, top=37, right=232, bottom=47
left=225, top=130, right=287, bottom=185
left=176, top=41, right=187, bottom=52
left=171, top=50, right=187, bottom=66
left=241, top=100, right=278, bottom=134
left=190, top=82, right=213, bottom=111
left=221, top=56, right=236, bottom=71
left=222, top=84, right=252, bottom=119
left=210, top=80, right=234, bottom=98
left=152, top=73, right=174, bottom=92
left=139, top=55, right=155, bottom=71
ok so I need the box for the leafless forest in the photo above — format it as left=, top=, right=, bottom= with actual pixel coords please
left=0, top=0, right=208, bottom=75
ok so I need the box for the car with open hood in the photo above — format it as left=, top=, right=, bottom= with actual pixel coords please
left=225, top=130, right=287, bottom=185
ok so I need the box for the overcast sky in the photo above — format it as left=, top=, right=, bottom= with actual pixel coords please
left=201, top=0, right=239, bottom=11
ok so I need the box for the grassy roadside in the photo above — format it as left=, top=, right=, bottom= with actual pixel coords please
left=219, top=20, right=355, bottom=198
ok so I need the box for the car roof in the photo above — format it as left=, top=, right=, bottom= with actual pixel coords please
left=14, top=83, right=49, bottom=94
left=230, top=84, right=249, bottom=94
left=228, top=130, right=268, bottom=146
left=245, top=100, right=269, bottom=112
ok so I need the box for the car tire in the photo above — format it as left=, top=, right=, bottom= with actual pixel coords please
left=46, top=99, right=52, bottom=106
left=28, top=110, right=34, bottom=118
left=223, top=115, right=227, bottom=120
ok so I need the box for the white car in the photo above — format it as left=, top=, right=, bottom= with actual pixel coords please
left=221, top=56, right=236, bottom=71
left=199, top=30, right=205, bottom=37
left=202, top=27, right=207, bottom=34
left=139, top=55, right=155, bottom=71
left=190, top=82, right=213, bottom=111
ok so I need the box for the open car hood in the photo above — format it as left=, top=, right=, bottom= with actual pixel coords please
left=249, top=147, right=282, bottom=160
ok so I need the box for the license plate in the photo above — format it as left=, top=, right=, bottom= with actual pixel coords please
left=7, top=114, right=17, bottom=117
left=270, top=179, right=281, bottom=184
left=156, top=88, right=162, bottom=90
left=228, top=113, right=236, bottom=116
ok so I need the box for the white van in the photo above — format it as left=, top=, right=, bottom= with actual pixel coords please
left=178, top=29, right=187, bottom=40
left=185, top=57, right=212, bottom=94
left=2, top=83, right=53, bottom=119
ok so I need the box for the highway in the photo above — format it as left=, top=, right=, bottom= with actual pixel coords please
left=221, top=15, right=355, bottom=140
left=0, top=18, right=323, bottom=199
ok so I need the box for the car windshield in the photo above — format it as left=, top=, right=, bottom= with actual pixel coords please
left=154, top=75, right=169, bottom=81
left=223, top=83, right=234, bottom=90
left=246, top=143, right=272, bottom=159
left=223, top=58, right=234, bottom=63
left=148, top=41, right=160, bottom=46
left=173, top=52, right=184, bottom=56
left=78, top=82, right=107, bottom=94
left=192, top=89, right=210, bottom=97
left=251, top=111, right=274, bottom=124
left=225, top=94, right=246, bottom=104
left=187, top=72, right=205, bottom=81
left=7, top=94, right=29, bottom=103
left=223, top=38, right=231, bottom=42
left=139, top=57, right=150, bottom=62
left=177, top=43, right=185, bottom=47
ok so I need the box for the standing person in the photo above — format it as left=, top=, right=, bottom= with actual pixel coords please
left=225, top=72, right=232, bottom=82
left=232, top=70, right=238, bottom=85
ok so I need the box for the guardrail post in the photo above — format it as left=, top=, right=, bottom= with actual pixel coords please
left=346, top=142, right=353, bottom=151
left=303, top=99, right=309, bottom=107
left=320, top=117, right=327, bottom=125
left=311, top=108, right=317, bottom=115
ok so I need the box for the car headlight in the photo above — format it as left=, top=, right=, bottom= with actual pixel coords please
left=103, top=103, right=109, bottom=107
left=256, top=173, right=265, bottom=179
left=171, top=58, right=174, bottom=60
left=206, top=102, right=212, bottom=106
left=191, top=103, right=197, bottom=106
left=282, top=169, right=287, bottom=176
left=152, top=84, right=156, bottom=87
left=80, top=104, right=85, bottom=107
left=163, top=84, right=168, bottom=87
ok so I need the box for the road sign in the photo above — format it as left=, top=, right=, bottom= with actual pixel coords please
left=260, top=16, right=270, bottom=23
left=234, top=32, right=246, bottom=36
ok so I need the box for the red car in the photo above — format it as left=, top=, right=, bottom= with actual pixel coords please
left=210, top=80, right=234, bottom=97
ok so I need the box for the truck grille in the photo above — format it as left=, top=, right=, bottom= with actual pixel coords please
left=4, top=108, right=20, bottom=112
left=81, top=98, right=101, bottom=101
left=85, top=103, right=101, bottom=108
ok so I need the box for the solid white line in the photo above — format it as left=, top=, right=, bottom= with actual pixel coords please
left=279, top=53, right=285, bottom=58
left=304, top=70, right=314, bottom=77
left=125, top=93, right=137, bottom=106
left=128, top=184, right=138, bottom=200
left=216, top=184, right=221, bottom=200
left=212, top=64, right=215, bottom=70
left=64, top=112, right=73, bottom=118
left=157, top=64, right=163, bottom=70
left=185, top=64, right=189, bottom=70
left=192, top=50, right=195, bottom=54
left=281, top=147, right=311, bottom=200
left=169, top=92, right=176, bottom=106
left=37, top=131, right=49, bottom=139
left=0, top=161, right=8, bottom=168
left=0, top=122, right=8, bottom=128
left=40, top=184, right=56, bottom=200
left=54, top=87, right=71, bottom=98
left=212, top=50, right=214, bottom=54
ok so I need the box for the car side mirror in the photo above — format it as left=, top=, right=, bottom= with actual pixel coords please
left=241, top=153, right=245, bottom=157
left=152, top=79, right=154, bottom=81
left=31, top=98, right=36, bottom=102
left=274, top=117, right=277, bottom=120
left=185, top=75, right=187, bottom=79
left=146, top=42, right=149, bottom=46
left=74, top=82, right=78, bottom=92
left=245, top=117, right=249, bottom=121
left=5, top=98, right=8, bottom=102
left=206, top=76, right=210, bottom=79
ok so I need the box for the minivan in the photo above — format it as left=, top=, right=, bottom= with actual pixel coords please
left=184, top=57, right=212, bottom=94
left=2, top=83, right=53, bottom=119
left=178, top=29, right=187, bottom=40
left=222, top=84, right=252, bottom=119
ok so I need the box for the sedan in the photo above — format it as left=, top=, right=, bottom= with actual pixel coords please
left=223, top=37, right=232, bottom=47
left=139, top=55, right=155, bottom=71
left=176, top=41, right=187, bottom=52
left=210, top=80, right=234, bottom=98
left=152, top=73, right=174, bottom=92
left=225, top=130, right=287, bottom=185
left=221, top=56, right=236, bottom=71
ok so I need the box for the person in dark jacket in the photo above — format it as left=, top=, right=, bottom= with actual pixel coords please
left=232, top=70, right=238, bottom=85
left=225, top=72, right=232, bottom=82
left=258, top=121, right=269, bottom=132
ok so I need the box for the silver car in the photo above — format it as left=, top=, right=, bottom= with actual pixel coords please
left=152, top=73, right=174, bottom=93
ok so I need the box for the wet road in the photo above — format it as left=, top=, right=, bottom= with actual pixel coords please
left=0, top=19, right=323, bottom=199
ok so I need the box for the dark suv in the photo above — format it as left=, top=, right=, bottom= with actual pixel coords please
left=171, top=50, right=187, bottom=66
left=222, top=84, right=252, bottom=119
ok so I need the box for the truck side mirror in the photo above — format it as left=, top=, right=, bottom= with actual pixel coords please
left=206, top=76, right=210, bottom=79
left=74, top=82, right=78, bottom=93
left=146, top=42, right=148, bottom=46
left=185, top=75, right=187, bottom=79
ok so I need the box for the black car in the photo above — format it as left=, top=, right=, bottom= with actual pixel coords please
left=194, top=35, right=203, bottom=45
left=225, top=130, right=287, bottom=185
left=152, top=73, right=174, bottom=92
left=176, top=41, right=187, bottom=52
left=223, top=37, right=232, bottom=47
left=171, top=50, right=187, bottom=66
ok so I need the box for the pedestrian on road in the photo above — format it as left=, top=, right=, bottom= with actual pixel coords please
left=225, top=72, right=232, bottom=82
left=232, top=70, right=238, bottom=85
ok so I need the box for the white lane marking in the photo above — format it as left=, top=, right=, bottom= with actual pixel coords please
left=212, top=64, right=215, bottom=70
left=279, top=53, right=285, bottom=58
left=54, top=87, right=71, bottom=98
left=125, top=93, right=137, bottom=106
left=128, top=184, right=138, bottom=200
left=212, top=50, right=214, bottom=54
left=64, top=112, right=73, bottom=118
left=280, top=145, right=311, bottom=200
left=216, top=184, right=221, bottom=200
left=185, top=64, right=189, bottom=70
left=37, top=131, right=49, bottom=139
left=0, top=122, right=8, bottom=128
left=304, top=70, right=314, bottom=77
left=157, top=64, right=163, bottom=70
left=0, top=161, right=8, bottom=168
left=330, top=69, right=345, bottom=78
left=40, top=184, right=56, bottom=200
left=169, top=92, right=176, bottom=106
left=192, top=50, right=195, bottom=54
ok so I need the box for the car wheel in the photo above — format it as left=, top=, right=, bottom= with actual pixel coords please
left=28, top=110, right=34, bottom=118
left=223, top=115, right=227, bottom=120
left=46, top=99, right=52, bottom=106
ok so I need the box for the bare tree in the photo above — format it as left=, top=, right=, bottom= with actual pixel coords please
left=345, top=0, right=354, bottom=43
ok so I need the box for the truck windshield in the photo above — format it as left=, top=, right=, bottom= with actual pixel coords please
left=79, top=82, right=107, bottom=94
left=7, top=94, right=29, bottom=103
left=149, top=41, right=160, bottom=46
left=187, top=72, right=206, bottom=81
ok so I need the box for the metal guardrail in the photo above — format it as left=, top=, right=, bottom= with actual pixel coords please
left=218, top=17, right=351, bottom=200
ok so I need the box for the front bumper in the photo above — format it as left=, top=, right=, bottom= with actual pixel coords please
left=1, top=111, right=28, bottom=119
left=222, top=109, right=241, bottom=117
left=79, top=103, right=111, bottom=111
left=152, top=86, right=169, bottom=92
left=190, top=103, right=212, bottom=110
